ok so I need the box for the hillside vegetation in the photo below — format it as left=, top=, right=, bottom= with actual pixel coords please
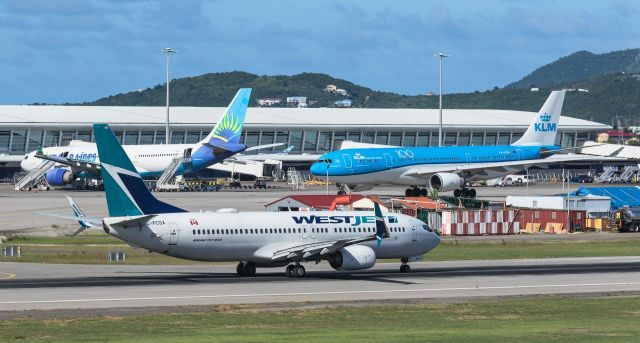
left=79, top=48, right=640, bottom=125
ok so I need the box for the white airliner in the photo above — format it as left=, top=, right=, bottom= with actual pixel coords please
left=19, top=88, right=281, bottom=187
left=41, top=123, right=440, bottom=277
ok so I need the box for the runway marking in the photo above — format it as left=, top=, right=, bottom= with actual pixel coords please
left=1, top=281, right=640, bottom=305
left=0, top=272, right=16, bottom=280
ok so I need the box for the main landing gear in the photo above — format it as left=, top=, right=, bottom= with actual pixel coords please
left=405, top=187, right=429, bottom=197
left=400, top=258, right=411, bottom=273
left=285, top=263, right=306, bottom=278
left=453, top=187, right=476, bottom=198
left=236, top=261, right=256, bottom=277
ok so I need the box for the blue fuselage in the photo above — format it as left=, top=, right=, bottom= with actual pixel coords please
left=310, top=145, right=558, bottom=186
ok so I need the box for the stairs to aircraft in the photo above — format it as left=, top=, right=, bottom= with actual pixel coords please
left=155, top=157, right=190, bottom=191
left=13, top=160, right=56, bottom=191
left=595, top=166, right=617, bottom=183
left=620, top=166, right=639, bottom=182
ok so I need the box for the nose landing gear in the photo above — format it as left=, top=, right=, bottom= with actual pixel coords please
left=236, top=261, right=256, bottom=277
left=400, top=258, right=411, bottom=273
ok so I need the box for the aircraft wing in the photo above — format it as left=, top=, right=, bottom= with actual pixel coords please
left=34, top=212, right=103, bottom=226
left=36, top=152, right=101, bottom=173
left=403, top=154, right=629, bottom=178
left=268, top=235, right=378, bottom=262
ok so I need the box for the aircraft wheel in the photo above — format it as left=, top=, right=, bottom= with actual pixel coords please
left=405, top=188, right=412, bottom=197
left=236, top=262, right=246, bottom=276
left=400, top=264, right=410, bottom=273
left=469, top=188, right=477, bottom=198
left=634, top=223, right=640, bottom=233
left=295, top=265, right=306, bottom=278
left=453, top=189, right=461, bottom=198
left=286, top=264, right=295, bottom=277
left=244, top=262, right=256, bottom=277
left=419, top=188, right=428, bottom=197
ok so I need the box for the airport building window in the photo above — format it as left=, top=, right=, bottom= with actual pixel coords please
left=289, top=131, right=303, bottom=152
left=444, top=132, right=457, bottom=146
left=361, top=132, right=375, bottom=144
left=484, top=133, right=497, bottom=146
left=185, top=131, right=201, bottom=144
left=470, top=132, right=484, bottom=146
left=403, top=132, right=416, bottom=147
left=60, top=130, right=76, bottom=146
left=317, top=132, right=332, bottom=152
left=275, top=131, right=291, bottom=150
left=154, top=132, right=166, bottom=144
left=332, top=132, right=346, bottom=150
left=303, top=131, right=318, bottom=151
left=10, top=130, right=27, bottom=154
left=497, top=132, right=510, bottom=145
left=139, top=131, right=154, bottom=144
left=260, top=131, right=275, bottom=150
left=347, top=131, right=361, bottom=142
left=171, top=131, right=185, bottom=144
left=124, top=131, right=139, bottom=145
left=26, top=129, right=43, bottom=152
left=0, top=131, right=10, bottom=154
left=76, top=131, right=91, bottom=142
left=43, top=130, right=61, bottom=147
left=510, top=133, right=523, bottom=144
left=389, top=132, right=403, bottom=146
left=458, top=133, right=470, bottom=146
left=375, top=131, right=389, bottom=145
left=416, top=132, right=430, bottom=147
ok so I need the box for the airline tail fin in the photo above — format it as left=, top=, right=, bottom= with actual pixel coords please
left=374, top=203, right=390, bottom=247
left=65, top=196, right=95, bottom=236
left=512, top=90, right=565, bottom=146
left=200, top=88, right=251, bottom=145
left=94, top=124, right=186, bottom=217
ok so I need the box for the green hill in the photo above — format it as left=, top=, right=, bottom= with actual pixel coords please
left=508, top=48, right=640, bottom=89
left=80, top=48, right=640, bottom=125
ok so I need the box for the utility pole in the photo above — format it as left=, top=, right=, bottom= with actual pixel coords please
left=436, top=53, right=449, bottom=147
left=162, top=48, right=176, bottom=144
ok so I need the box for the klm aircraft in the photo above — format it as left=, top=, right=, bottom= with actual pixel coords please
left=39, top=124, right=440, bottom=276
left=20, top=88, right=280, bottom=187
left=311, top=91, right=582, bottom=197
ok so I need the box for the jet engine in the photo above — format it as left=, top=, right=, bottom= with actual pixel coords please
left=45, top=169, right=75, bottom=186
left=344, top=184, right=376, bottom=192
left=429, top=172, right=464, bottom=192
left=327, top=245, right=376, bottom=271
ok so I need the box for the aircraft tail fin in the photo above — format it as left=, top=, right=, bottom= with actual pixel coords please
left=374, top=203, right=390, bottom=247
left=200, top=88, right=251, bottom=145
left=512, top=90, right=565, bottom=146
left=94, top=124, right=186, bottom=217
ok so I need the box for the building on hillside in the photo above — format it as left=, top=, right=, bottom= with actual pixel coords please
left=286, top=96, right=307, bottom=106
left=334, top=99, right=352, bottom=108
left=256, top=98, right=281, bottom=107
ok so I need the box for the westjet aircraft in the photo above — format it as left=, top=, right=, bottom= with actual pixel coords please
left=20, top=88, right=280, bottom=188
left=311, top=90, right=588, bottom=197
left=42, top=123, right=440, bottom=277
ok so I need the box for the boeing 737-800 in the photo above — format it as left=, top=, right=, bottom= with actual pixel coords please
left=311, top=91, right=599, bottom=197
left=20, top=88, right=281, bottom=188
left=41, top=123, right=440, bottom=277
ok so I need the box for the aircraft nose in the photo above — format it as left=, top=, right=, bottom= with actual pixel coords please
left=20, top=156, right=30, bottom=171
left=310, top=162, right=326, bottom=176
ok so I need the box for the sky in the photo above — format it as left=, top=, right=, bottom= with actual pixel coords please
left=0, top=0, right=639, bottom=104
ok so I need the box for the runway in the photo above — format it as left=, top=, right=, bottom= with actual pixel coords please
left=1, top=256, right=640, bottom=311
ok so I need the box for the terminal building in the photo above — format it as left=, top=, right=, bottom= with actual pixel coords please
left=0, top=105, right=610, bottom=178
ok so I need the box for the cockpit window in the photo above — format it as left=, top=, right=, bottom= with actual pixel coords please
left=316, top=159, right=333, bottom=163
left=422, top=224, right=433, bottom=232
left=24, top=155, right=29, bottom=160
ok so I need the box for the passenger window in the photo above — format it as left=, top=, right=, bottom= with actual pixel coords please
left=192, top=230, right=195, bottom=235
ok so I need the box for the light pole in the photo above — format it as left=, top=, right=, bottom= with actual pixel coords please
left=162, top=47, right=176, bottom=144
left=436, top=52, right=448, bottom=147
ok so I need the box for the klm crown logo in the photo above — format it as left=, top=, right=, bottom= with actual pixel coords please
left=534, top=112, right=556, bottom=132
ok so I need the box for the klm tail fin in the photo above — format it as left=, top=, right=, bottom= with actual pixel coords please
left=201, top=88, right=251, bottom=145
left=513, top=90, right=565, bottom=146
left=374, top=203, right=390, bottom=247
left=94, top=124, right=185, bottom=217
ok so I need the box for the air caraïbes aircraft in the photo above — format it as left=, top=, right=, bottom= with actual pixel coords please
left=42, top=123, right=440, bottom=277
left=311, top=91, right=599, bottom=196
left=20, top=88, right=281, bottom=187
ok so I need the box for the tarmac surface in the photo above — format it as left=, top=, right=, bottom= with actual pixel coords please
left=1, top=257, right=640, bottom=312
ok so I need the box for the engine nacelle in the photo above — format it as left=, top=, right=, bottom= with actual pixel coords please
left=344, top=184, right=376, bottom=192
left=45, top=169, right=75, bottom=186
left=429, top=172, right=464, bottom=192
left=327, top=245, right=376, bottom=271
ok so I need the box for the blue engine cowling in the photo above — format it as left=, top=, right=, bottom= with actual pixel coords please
left=45, top=169, right=75, bottom=186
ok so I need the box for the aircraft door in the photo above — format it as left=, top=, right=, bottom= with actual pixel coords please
left=310, top=227, right=318, bottom=239
left=342, top=154, right=352, bottom=169
left=301, top=225, right=309, bottom=239
left=383, top=153, right=393, bottom=168
left=184, top=148, right=192, bottom=159
left=169, top=223, right=179, bottom=245
left=465, top=153, right=471, bottom=163
left=515, top=149, right=524, bottom=160
left=411, top=227, right=417, bottom=241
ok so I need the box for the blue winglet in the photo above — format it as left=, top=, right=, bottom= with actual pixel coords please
left=374, top=202, right=389, bottom=247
